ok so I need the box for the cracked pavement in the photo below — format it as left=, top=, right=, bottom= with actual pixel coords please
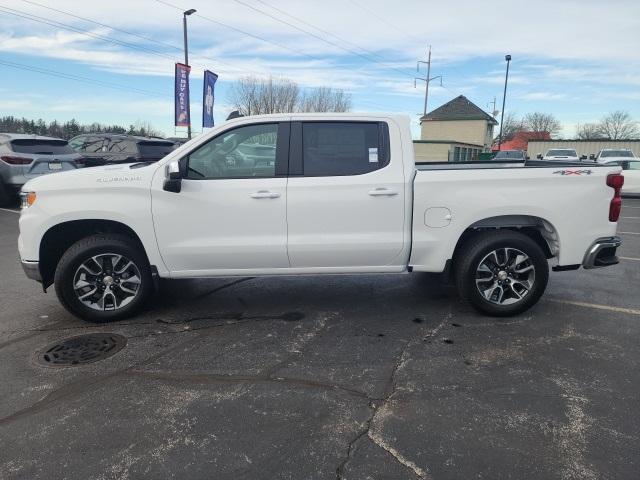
left=1, top=200, right=639, bottom=479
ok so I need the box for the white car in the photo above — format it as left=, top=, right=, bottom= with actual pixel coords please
left=539, top=148, right=580, bottom=161
left=18, top=113, right=624, bottom=322
left=600, top=158, right=640, bottom=195
left=595, top=148, right=636, bottom=164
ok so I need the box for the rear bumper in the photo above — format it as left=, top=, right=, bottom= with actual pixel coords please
left=21, top=260, right=42, bottom=283
left=582, top=236, right=622, bottom=269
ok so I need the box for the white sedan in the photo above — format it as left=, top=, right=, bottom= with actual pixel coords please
left=601, top=159, right=640, bottom=195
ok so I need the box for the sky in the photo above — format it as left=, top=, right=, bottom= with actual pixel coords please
left=0, top=0, right=639, bottom=139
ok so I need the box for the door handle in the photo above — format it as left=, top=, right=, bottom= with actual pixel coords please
left=368, top=188, right=398, bottom=196
left=249, top=190, right=281, bottom=199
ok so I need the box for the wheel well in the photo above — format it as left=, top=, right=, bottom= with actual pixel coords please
left=451, top=215, right=559, bottom=266
left=39, top=220, right=147, bottom=289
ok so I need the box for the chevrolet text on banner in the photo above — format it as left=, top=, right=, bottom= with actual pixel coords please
left=202, top=70, right=218, bottom=128
left=174, top=63, right=191, bottom=127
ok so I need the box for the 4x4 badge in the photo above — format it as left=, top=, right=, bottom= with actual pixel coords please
left=553, top=170, right=593, bottom=176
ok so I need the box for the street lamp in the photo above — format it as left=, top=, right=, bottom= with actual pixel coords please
left=183, top=8, right=196, bottom=139
left=497, top=54, right=512, bottom=151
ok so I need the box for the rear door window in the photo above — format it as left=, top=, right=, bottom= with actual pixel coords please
left=10, top=139, right=74, bottom=155
left=300, top=122, right=389, bottom=176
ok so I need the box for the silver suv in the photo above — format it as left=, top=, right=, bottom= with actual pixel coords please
left=0, top=134, right=81, bottom=206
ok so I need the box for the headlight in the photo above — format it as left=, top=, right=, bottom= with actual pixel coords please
left=20, top=191, right=37, bottom=209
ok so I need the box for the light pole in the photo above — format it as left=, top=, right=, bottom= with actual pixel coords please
left=497, top=54, right=511, bottom=151
left=183, top=8, right=196, bottom=139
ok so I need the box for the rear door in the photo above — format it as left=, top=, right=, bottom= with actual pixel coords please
left=286, top=120, right=406, bottom=269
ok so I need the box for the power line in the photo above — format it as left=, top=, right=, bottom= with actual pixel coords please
left=253, top=0, right=417, bottom=77
left=1, top=3, right=393, bottom=111
left=230, top=0, right=417, bottom=79
left=0, top=58, right=166, bottom=97
left=348, top=0, right=424, bottom=46
left=154, top=0, right=327, bottom=65
left=3, top=3, right=256, bottom=77
left=21, top=0, right=185, bottom=54
left=0, top=5, right=176, bottom=62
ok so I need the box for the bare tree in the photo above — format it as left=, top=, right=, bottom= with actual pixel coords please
left=299, top=87, right=352, bottom=113
left=596, top=111, right=639, bottom=139
left=231, top=76, right=299, bottom=115
left=575, top=122, right=604, bottom=140
left=230, top=76, right=352, bottom=115
left=495, top=112, right=524, bottom=142
left=523, top=112, right=561, bottom=137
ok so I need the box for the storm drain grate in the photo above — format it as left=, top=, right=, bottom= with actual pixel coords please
left=38, top=333, right=127, bottom=366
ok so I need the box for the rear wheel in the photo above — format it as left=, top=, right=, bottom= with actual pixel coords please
left=54, top=234, right=152, bottom=322
left=454, top=230, right=549, bottom=316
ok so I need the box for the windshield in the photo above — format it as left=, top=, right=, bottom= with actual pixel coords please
left=10, top=139, right=74, bottom=155
left=546, top=149, right=577, bottom=157
left=137, top=142, right=175, bottom=159
left=494, top=150, right=525, bottom=159
left=600, top=150, right=634, bottom=158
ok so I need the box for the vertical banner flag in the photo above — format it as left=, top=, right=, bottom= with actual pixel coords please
left=174, top=63, right=191, bottom=127
left=202, top=70, right=218, bottom=128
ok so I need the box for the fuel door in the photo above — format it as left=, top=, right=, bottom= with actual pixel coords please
left=424, top=207, right=452, bottom=228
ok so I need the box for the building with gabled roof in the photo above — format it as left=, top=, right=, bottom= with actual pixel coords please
left=414, top=95, right=498, bottom=162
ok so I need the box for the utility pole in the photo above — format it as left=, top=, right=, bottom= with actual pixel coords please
left=415, top=46, right=442, bottom=118
left=487, top=97, right=498, bottom=117
left=182, top=8, right=196, bottom=140
left=497, top=54, right=512, bottom=151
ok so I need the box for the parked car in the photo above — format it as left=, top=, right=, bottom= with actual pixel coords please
left=599, top=158, right=640, bottom=195
left=595, top=148, right=636, bottom=164
left=18, top=114, right=623, bottom=322
left=537, top=149, right=580, bottom=161
left=0, top=134, right=81, bottom=206
left=68, top=134, right=175, bottom=166
left=493, top=150, right=528, bottom=161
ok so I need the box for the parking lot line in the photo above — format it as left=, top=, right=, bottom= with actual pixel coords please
left=619, top=231, right=640, bottom=235
left=0, top=208, right=19, bottom=214
left=621, top=217, right=640, bottom=219
left=620, top=257, right=640, bottom=261
left=549, top=299, right=640, bottom=316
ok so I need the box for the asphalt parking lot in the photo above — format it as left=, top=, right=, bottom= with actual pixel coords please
left=0, top=200, right=639, bottom=480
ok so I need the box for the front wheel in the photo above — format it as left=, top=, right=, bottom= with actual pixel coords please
left=454, top=231, right=549, bottom=317
left=54, top=234, right=153, bottom=322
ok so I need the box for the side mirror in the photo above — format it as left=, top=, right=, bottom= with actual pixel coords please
left=589, top=154, right=595, bottom=160
left=163, top=161, right=182, bottom=193
left=536, top=153, right=543, bottom=159
left=526, top=155, right=530, bottom=160
left=580, top=155, right=587, bottom=160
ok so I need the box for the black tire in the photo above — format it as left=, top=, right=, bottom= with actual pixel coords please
left=54, top=234, right=152, bottom=322
left=0, top=180, right=12, bottom=207
left=454, top=230, right=549, bottom=317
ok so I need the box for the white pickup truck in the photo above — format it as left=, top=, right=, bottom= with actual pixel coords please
left=18, top=113, right=624, bottom=322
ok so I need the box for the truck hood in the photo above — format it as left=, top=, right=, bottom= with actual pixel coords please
left=21, top=162, right=158, bottom=192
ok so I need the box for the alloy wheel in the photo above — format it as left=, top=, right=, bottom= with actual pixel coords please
left=72, top=253, right=142, bottom=311
left=475, top=247, right=536, bottom=305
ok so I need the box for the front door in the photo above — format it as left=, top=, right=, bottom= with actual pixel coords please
left=151, top=122, right=290, bottom=275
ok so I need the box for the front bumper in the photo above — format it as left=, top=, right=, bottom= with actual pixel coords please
left=21, top=260, right=42, bottom=283
left=582, top=236, right=622, bottom=269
